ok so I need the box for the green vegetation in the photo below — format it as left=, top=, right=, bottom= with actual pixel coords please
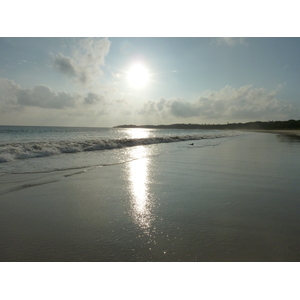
left=114, top=119, right=300, bottom=130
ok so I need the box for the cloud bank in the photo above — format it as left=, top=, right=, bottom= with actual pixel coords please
left=1, top=77, right=298, bottom=126
left=138, top=85, right=298, bottom=122
left=53, top=37, right=111, bottom=86
left=0, top=78, right=106, bottom=110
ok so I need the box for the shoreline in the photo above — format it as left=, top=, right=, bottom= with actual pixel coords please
left=242, top=129, right=300, bottom=137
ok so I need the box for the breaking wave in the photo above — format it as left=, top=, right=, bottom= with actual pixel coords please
left=0, top=133, right=234, bottom=163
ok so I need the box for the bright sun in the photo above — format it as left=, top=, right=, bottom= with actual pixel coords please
left=127, top=63, right=149, bottom=88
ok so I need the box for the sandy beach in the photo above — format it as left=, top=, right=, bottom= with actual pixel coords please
left=247, top=129, right=300, bottom=136
left=1, top=131, right=300, bottom=262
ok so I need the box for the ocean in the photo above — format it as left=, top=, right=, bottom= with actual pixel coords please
left=1, top=126, right=300, bottom=262
left=0, top=125, right=240, bottom=174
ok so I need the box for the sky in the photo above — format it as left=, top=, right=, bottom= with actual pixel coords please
left=1, top=37, right=300, bottom=127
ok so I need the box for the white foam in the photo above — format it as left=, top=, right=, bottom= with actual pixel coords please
left=0, top=133, right=239, bottom=163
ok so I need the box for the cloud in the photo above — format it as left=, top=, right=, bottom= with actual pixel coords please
left=53, top=54, right=77, bottom=77
left=138, top=85, right=298, bottom=122
left=0, top=78, right=78, bottom=109
left=84, top=92, right=105, bottom=105
left=0, top=77, right=19, bottom=100
left=1, top=77, right=298, bottom=126
left=0, top=77, right=106, bottom=110
left=212, top=37, right=247, bottom=47
left=53, top=37, right=111, bottom=86
left=17, top=85, right=81, bottom=109
left=112, top=72, right=122, bottom=78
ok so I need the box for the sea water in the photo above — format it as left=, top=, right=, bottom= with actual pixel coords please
left=0, top=125, right=241, bottom=174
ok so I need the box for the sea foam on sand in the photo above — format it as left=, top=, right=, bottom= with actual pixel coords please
left=0, top=132, right=299, bottom=261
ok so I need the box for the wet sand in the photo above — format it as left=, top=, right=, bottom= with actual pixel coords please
left=0, top=132, right=300, bottom=261
left=247, top=129, right=300, bottom=136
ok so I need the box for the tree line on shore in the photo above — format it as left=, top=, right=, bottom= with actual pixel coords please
left=115, top=119, right=300, bottom=130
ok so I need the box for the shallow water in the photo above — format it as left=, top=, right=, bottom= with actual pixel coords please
left=0, top=131, right=299, bottom=261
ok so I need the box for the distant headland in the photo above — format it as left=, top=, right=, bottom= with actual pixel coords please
left=114, top=119, right=300, bottom=130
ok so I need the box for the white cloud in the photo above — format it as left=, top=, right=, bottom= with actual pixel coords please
left=53, top=37, right=111, bottom=86
left=138, top=85, right=298, bottom=122
left=112, top=72, right=122, bottom=78
left=1, top=77, right=298, bottom=126
left=0, top=78, right=79, bottom=109
left=53, top=54, right=77, bottom=77
left=17, top=85, right=80, bottom=109
left=83, top=92, right=105, bottom=105
left=0, top=77, right=19, bottom=102
left=0, top=77, right=107, bottom=110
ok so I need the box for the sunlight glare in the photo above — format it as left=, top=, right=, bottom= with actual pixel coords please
left=127, top=128, right=150, bottom=139
left=127, top=146, right=154, bottom=233
left=127, top=63, right=149, bottom=88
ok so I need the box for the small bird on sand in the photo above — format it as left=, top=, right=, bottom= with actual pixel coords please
left=189, top=143, right=194, bottom=146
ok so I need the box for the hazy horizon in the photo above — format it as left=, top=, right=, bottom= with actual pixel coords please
left=1, top=37, right=300, bottom=128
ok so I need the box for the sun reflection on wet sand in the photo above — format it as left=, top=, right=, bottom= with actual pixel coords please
left=127, top=146, right=154, bottom=234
